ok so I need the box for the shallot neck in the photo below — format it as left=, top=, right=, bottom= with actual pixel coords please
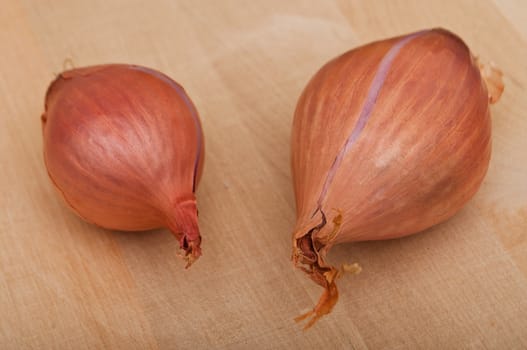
left=166, top=197, right=202, bottom=268
left=293, top=207, right=360, bottom=329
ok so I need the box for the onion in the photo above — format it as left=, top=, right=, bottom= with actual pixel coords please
left=42, top=64, right=204, bottom=266
left=291, top=29, right=504, bottom=328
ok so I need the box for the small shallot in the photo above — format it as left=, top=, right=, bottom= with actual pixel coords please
left=42, top=64, right=204, bottom=266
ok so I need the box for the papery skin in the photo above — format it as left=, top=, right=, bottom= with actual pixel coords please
left=42, top=64, right=204, bottom=265
left=291, top=29, right=501, bottom=327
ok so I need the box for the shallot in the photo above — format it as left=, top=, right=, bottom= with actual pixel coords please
left=291, top=29, right=504, bottom=328
left=42, top=64, right=204, bottom=266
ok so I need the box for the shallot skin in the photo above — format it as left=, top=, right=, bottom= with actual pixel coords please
left=42, top=64, right=204, bottom=264
left=291, top=29, right=502, bottom=327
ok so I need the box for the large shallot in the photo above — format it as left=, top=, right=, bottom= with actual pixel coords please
left=291, top=29, right=504, bottom=327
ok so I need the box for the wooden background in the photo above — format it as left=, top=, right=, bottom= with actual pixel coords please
left=1, top=0, right=526, bottom=348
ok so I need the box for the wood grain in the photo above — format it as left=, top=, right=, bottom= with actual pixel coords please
left=1, top=1, right=526, bottom=349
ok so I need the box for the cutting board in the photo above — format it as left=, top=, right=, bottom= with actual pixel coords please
left=1, top=1, right=526, bottom=348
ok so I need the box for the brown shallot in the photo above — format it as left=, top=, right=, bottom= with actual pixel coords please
left=291, top=29, right=503, bottom=328
left=42, top=64, right=204, bottom=266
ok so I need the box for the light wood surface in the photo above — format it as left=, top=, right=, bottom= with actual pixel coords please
left=1, top=1, right=526, bottom=348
